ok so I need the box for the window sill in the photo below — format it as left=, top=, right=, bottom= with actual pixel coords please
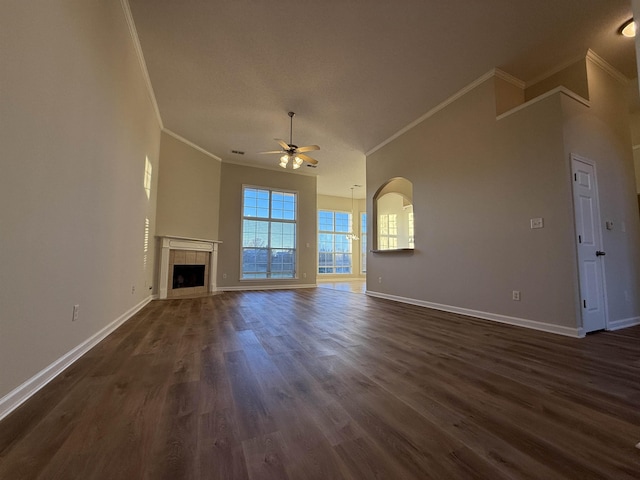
left=370, top=248, right=414, bottom=253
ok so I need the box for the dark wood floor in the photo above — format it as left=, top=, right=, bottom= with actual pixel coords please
left=2, top=289, right=640, bottom=479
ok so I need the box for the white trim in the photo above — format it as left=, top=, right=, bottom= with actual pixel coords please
left=0, top=296, right=154, bottom=421
left=496, top=86, right=590, bottom=121
left=366, top=69, right=496, bottom=156
left=365, top=290, right=584, bottom=338
left=220, top=284, right=317, bottom=292
left=162, top=129, right=222, bottom=162
left=494, top=68, right=525, bottom=89
left=120, top=0, right=163, bottom=129
left=586, top=49, right=630, bottom=85
left=607, top=316, right=640, bottom=331
left=524, top=52, right=588, bottom=89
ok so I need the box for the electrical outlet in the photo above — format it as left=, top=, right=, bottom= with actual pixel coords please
left=72, top=304, right=79, bottom=322
left=223, top=273, right=227, bottom=279
left=512, top=290, right=521, bottom=301
left=378, top=276, right=382, bottom=284
left=303, top=272, right=307, bottom=279
left=131, top=285, right=135, bottom=294
left=530, top=218, right=544, bottom=229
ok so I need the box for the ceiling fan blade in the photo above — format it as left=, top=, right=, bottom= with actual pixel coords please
left=275, top=139, right=290, bottom=150
left=298, top=153, right=318, bottom=165
left=258, top=150, right=285, bottom=155
left=295, top=145, right=320, bottom=153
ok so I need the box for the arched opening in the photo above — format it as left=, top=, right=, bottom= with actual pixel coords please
left=373, top=177, right=414, bottom=251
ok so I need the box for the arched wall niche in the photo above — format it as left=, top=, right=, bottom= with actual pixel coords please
left=372, top=177, right=415, bottom=251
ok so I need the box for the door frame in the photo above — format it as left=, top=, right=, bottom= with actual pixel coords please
left=570, top=153, right=609, bottom=333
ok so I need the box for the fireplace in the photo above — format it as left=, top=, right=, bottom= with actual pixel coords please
left=173, top=264, right=205, bottom=289
left=158, top=236, right=221, bottom=299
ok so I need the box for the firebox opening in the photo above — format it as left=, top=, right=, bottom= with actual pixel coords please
left=173, top=264, right=205, bottom=289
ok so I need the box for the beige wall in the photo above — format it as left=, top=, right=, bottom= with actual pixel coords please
left=495, top=75, right=525, bottom=116
left=367, top=74, right=579, bottom=329
left=317, top=194, right=366, bottom=278
left=0, top=1, right=161, bottom=398
left=217, top=163, right=317, bottom=287
left=367, top=61, right=640, bottom=332
left=561, top=58, right=640, bottom=322
left=628, top=112, right=640, bottom=193
left=525, top=58, right=589, bottom=101
left=156, top=131, right=221, bottom=240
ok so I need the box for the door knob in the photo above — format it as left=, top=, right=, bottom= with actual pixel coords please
left=596, top=251, right=606, bottom=256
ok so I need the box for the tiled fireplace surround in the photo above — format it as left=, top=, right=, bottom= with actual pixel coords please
left=158, top=236, right=221, bottom=299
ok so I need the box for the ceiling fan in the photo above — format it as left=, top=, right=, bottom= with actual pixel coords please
left=259, top=111, right=319, bottom=169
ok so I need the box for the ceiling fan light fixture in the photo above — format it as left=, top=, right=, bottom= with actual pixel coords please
left=259, top=112, right=320, bottom=169
left=620, top=18, right=636, bottom=37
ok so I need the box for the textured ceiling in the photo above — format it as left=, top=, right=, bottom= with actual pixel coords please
left=128, top=0, right=636, bottom=198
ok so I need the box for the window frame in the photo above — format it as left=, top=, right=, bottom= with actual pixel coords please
left=240, top=185, right=298, bottom=280
left=361, top=212, right=367, bottom=274
left=318, top=209, right=353, bottom=275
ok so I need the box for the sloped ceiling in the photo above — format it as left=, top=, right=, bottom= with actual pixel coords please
left=128, top=0, right=636, bottom=198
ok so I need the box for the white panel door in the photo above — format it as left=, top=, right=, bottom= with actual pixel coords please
left=571, top=156, right=606, bottom=333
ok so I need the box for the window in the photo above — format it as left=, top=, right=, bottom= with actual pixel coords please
left=242, top=187, right=296, bottom=279
left=378, top=213, right=398, bottom=249
left=318, top=210, right=352, bottom=274
left=361, top=212, right=367, bottom=273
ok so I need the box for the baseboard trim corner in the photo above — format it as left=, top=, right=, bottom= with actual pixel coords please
left=365, top=290, right=583, bottom=338
left=0, top=295, right=154, bottom=422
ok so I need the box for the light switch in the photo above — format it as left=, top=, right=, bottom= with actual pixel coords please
left=530, top=218, right=544, bottom=229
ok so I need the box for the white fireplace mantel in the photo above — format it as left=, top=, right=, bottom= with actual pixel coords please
left=158, top=236, right=222, bottom=299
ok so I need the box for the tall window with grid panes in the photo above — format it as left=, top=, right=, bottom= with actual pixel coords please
left=318, top=210, right=352, bottom=274
left=242, top=187, right=296, bottom=279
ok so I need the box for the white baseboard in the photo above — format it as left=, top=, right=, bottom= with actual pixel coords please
left=220, top=283, right=317, bottom=292
left=366, top=290, right=584, bottom=338
left=0, top=295, right=154, bottom=422
left=607, top=316, right=640, bottom=331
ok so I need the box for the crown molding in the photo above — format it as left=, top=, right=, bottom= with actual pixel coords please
left=586, top=49, right=630, bottom=85
left=496, top=86, right=590, bottom=121
left=163, top=129, right=222, bottom=162
left=524, top=49, right=630, bottom=89
left=524, top=52, right=588, bottom=89
left=494, top=68, right=525, bottom=89
left=366, top=69, right=496, bottom=156
left=120, top=0, right=163, bottom=129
